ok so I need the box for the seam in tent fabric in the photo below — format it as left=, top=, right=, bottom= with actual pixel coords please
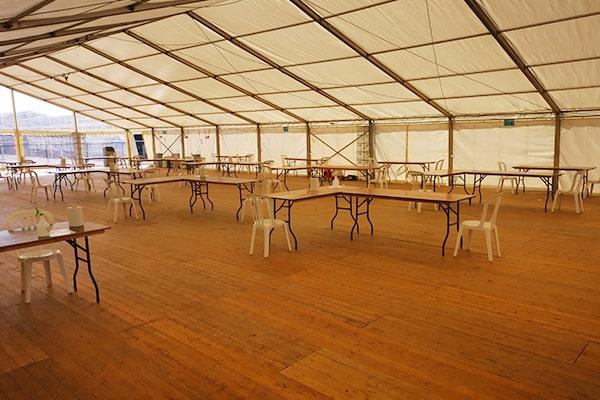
left=424, top=0, right=449, bottom=112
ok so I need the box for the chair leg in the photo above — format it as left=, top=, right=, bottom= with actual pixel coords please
left=56, top=253, right=73, bottom=293
left=43, top=260, right=52, bottom=287
left=20, top=261, right=26, bottom=293
left=240, top=198, right=248, bottom=222
left=23, top=261, right=32, bottom=303
left=130, top=201, right=138, bottom=219
left=249, top=225, right=257, bottom=255
left=283, top=223, right=292, bottom=252
left=453, top=226, right=463, bottom=257
left=113, top=203, right=119, bottom=223
left=466, top=229, right=473, bottom=251
left=263, top=229, right=270, bottom=258
left=44, top=187, right=49, bottom=201
left=493, top=226, right=501, bottom=258
left=497, top=180, right=503, bottom=193
left=485, top=230, right=493, bottom=262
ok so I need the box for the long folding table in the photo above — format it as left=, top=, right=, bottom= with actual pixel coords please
left=122, top=175, right=255, bottom=220
left=265, top=187, right=473, bottom=255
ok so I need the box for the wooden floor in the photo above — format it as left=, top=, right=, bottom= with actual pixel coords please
left=0, top=171, right=599, bottom=399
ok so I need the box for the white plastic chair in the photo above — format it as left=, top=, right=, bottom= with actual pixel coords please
left=453, top=192, right=503, bottom=262
left=587, top=176, right=599, bottom=197
left=497, top=161, right=517, bottom=194
left=407, top=170, right=438, bottom=213
left=105, top=179, right=138, bottom=222
left=74, top=171, right=96, bottom=192
left=141, top=168, right=161, bottom=204
left=369, top=163, right=391, bottom=188
left=7, top=210, right=73, bottom=303
left=0, top=166, right=14, bottom=190
left=248, top=196, right=292, bottom=257
left=552, top=170, right=585, bottom=214
left=28, top=171, right=50, bottom=203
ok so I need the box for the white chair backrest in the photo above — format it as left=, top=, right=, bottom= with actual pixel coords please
left=407, top=170, right=422, bottom=190
left=568, top=170, right=584, bottom=192
left=498, top=161, right=507, bottom=171
left=248, top=196, right=274, bottom=226
left=255, top=178, right=274, bottom=195
left=479, top=192, right=503, bottom=227
left=435, top=159, right=445, bottom=170
left=281, top=154, right=288, bottom=166
left=7, top=209, right=54, bottom=231
left=28, top=170, right=41, bottom=185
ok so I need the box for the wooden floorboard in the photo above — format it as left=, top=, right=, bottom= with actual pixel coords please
left=0, top=171, right=598, bottom=399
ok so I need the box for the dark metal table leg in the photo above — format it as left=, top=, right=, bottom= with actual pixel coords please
left=66, top=236, right=100, bottom=303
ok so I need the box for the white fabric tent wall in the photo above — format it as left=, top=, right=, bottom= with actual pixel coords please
left=407, top=124, right=449, bottom=167
left=219, top=126, right=258, bottom=159
left=310, top=124, right=366, bottom=165
left=374, top=124, right=407, bottom=162
left=154, top=129, right=183, bottom=157
left=454, top=120, right=554, bottom=188
left=260, top=125, right=306, bottom=166
left=184, top=127, right=217, bottom=161
left=561, top=118, right=600, bottom=186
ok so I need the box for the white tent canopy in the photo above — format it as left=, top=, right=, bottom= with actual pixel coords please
left=0, top=0, right=599, bottom=129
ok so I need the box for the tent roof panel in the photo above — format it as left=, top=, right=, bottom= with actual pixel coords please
left=211, top=96, right=274, bottom=112
left=32, top=78, right=87, bottom=97
left=240, top=23, right=357, bottom=66
left=443, top=93, right=549, bottom=114
left=0, top=74, right=22, bottom=86
left=304, top=0, right=390, bottom=17
left=24, top=0, right=133, bottom=20
left=353, top=101, right=443, bottom=118
left=50, top=97, right=95, bottom=112
left=550, top=88, right=600, bottom=110
left=260, top=91, right=337, bottom=108
left=52, top=47, right=112, bottom=70
left=478, top=0, right=600, bottom=30
left=237, top=110, right=296, bottom=123
left=130, top=14, right=222, bottom=50
left=327, top=0, right=486, bottom=53
left=375, top=35, right=516, bottom=80
left=288, top=106, right=361, bottom=121
left=221, top=69, right=309, bottom=93
left=80, top=109, right=120, bottom=121
left=411, top=69, right=535, bottom=98
left=134, top=104, right=182, bottom=117
left=126, top=55, right=205, bottom=82
left=131, top=117, right=173, bottom=127
left=324, top=83, right=419, bottom=104
left=70, top=94, right=123, bottom=109
left=192, top=0, right=310, bottom=37
left=131, top=84, right=195, bottom=103
left=533, top=59, right=600, bottom=90
left=169, top=100, right=222, bottom=115
left=196, top=113, right=248, bottom=125
left=104, top=118, right=145, bottom=129
left=162, top=115, right=210, bottom=127
left=1, top=65, right=45, bottom=81
left=0, top=0, right=43, bottom=21
left=104, top=107, right=149, bottom=119
left=87, top=33, right=159, bottom=61
left=504, top=15, right=600, bottom=65
left=87, top=64, right=159, bottom=88
left=20, top=58, right=76, bottom=77
left=100, top=90, right=156, bottom=106
left=62, top=72, right=119, bottom=93
left=173, top=78, right=244, bottom=99
left=12, top=83, right=58, bottom=99
left=287, top=57, right=392, bottom=88
left=174, top=41, right=269, bottom=75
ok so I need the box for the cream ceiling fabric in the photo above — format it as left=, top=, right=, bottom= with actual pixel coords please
left=0, top=0, right=599, bottom=129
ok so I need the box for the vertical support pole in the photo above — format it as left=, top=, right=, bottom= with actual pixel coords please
left=215, top=125, right=221, bottom=162
left=306, top=122, right=311, bottom=164
left=404, top=125, right=409, bottom=162
left=180, top=127, right=185, bottom=158
left=368, top=120, right=375, bottom=159
left=256, top=124, right=262, bottom=162
left=553, top=113, right=561, bottom=193
left=73, top=111, right=83, bottom=163
left=125, top=129, right=133, bottom=159
left=448, top=117, right=454, bottom=172
left=151, top=128, right=156, bottom=158
left=11, top=89, right=24, bottom=162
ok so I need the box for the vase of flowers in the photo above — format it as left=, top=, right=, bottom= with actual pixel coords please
left=35, top=209, right=50, bottom=238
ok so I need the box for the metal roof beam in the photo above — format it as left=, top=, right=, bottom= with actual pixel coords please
left=464, top=0, right=561, bottom=114
left=3, top=0, right=56, bottom=29
left=187, top=12, right=370, bottom=121
left=287, top=0, right=452, bottom=118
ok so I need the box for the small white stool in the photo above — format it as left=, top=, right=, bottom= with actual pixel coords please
left=18, top=248, right=73, bottom=304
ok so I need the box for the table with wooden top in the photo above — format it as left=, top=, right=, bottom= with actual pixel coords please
left=265, top=187, right=473, bottom=255
left=513, top=164, right=596, bottom=195
left=0, top=221, right=109, bottom=303
left=271, top=165, right=313, bottom=190
left=311, top=164, right=376, bottom=186
left=51, top=167, right=145, bottom=200
left=420, top=169, right=470, bottom=193
left=466, top=170, right=561, bottom=211
left=122, top=175, right=255, bottom=220
left=378, top=160, right=436, bottom=172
